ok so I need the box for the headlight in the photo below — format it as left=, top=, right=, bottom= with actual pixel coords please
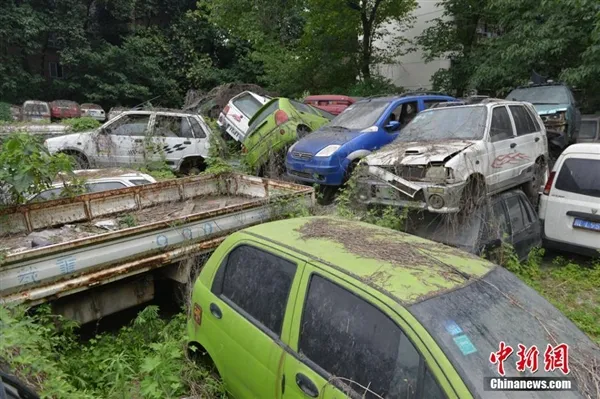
left=288, top=142, right=297, bottom=154
left=315, top=145, right=340, bottom=157
left=425, top=166, right=447, bottom=181
left=542, top=112, right=566, bottom=121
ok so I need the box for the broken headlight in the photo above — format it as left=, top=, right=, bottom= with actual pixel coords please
left=425, top=166, right=449, bottom=182
left=542, top=112, right=566, bottom=122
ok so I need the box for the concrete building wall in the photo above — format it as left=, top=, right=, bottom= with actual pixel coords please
left=374, top=0, right=451, bottom=90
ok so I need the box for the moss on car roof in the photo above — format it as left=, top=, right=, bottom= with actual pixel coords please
left=242, top=216, right=495, bottom=305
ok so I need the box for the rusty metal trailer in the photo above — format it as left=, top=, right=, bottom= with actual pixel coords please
left=0, top=173, right=314, bottom=323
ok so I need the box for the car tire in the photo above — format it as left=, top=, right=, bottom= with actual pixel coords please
left=523, top=160, right=546, bottom=207
left=69, top=152, right=89, bottom=169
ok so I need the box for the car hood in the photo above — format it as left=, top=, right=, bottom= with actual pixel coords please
left=45, top=131, right=93, bottom=146
left=365, top=140, right=476, bottom=166
left=291, top=127, right=364, bottom=153
left=532, top=104, right=569, bottom=115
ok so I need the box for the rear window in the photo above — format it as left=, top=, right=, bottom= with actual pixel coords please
left=409, top=266, right=600, bottom=399
left=24, top=103, right=49, bottom=114
left=577, top=121, right=598, bottom=140
left=232, top=94, right=263, bottom=119
left=555, top=157, right=600, bottom=198
left=129, top=179, right=151, bottom=186
left=247, top=100, right=280, bottom=134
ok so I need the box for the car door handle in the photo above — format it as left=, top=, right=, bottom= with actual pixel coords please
left=510, top=143, right=517, bottom=148
left=134, top=139, right=143, bottom=143
left=209, top=303, right=222, bottom=319
left=183, top=140, right=192, bottom=144
left=535, top=137, right=540, bottom=142
left=295, top=373, right=318, bottom=397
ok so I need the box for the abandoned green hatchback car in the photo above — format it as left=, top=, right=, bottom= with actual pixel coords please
left=187, top=217, right=599, bottom=399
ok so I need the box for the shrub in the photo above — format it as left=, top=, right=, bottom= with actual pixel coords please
left=0, top=102, right=12, bottom=121
left=62, top=117, right=101, bottom=132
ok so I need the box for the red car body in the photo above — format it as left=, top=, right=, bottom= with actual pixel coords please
left=50, top=100, right=81, bottom=120
left=303, top=95, right=357, bottom=115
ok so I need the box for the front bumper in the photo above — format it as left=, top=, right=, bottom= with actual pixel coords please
left=355, top=165, right=467, bottom=213
left=285, top=155, right=348, bottom=186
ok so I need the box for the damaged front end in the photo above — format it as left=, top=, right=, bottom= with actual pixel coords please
left=355, top=162, right=466, bottom=213
left=540, top=110, right=567, bottom=134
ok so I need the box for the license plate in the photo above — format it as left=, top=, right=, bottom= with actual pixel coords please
left=573, top=218, right=600, bottom=232
left=226, top=124, right=242, bottom=141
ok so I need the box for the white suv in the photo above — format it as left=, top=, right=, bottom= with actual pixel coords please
left=44, top=110, right=212, bottom=174
left=356, top=100, right=549, bottom=213
left=539, top=143, right=600, bottom=256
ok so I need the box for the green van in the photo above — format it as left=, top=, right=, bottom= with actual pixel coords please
left=187, top=217, right=599, bottom=398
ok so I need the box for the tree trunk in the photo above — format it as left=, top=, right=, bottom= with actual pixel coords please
left=360, top=10, right=372, bottom=81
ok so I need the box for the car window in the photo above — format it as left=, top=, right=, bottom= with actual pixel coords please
left=313, top=107, right=335, bottom=120
left=509, top=105, right=538, bottom=135
left=247, top=100, right=280, bottom=134
left=189, top=117, right=207, bottom=139
left=290, top=100, right=315, bottom=115
left=488, top=200, right=511, bottom=240
left=506, top=86, right=569, bottom=105
left=406, top=211, right=483, bottom=252
left=577, top=121, right=598, bottom=140
left=180, top=118, right=194, bottom=138
left=108, top=115, right=150, bottom=136
left=299, top=274, right=423, bottom=399
left=505, top=195, right=526, bottom=233
left=232, top=94, right=264, bottom=119
left=154, top=115, right=185, bottom=138
left=518, top=194, right=536, bottom=225
left=212, top=245, right=296, bottom=336
left=410, top=266, right=599, bottom=399
left=554, top=158, right=600, bottom=198
left=422, top=368, right=446, bottom=398
left=490, top=106, right=514, bottom=142
left=396, top=106, right=488, bottom=142
left=32, top=187, right=65, bottom=202
left=129, top=179, right=151, bottom=186
left=424, top=100, right=446, bottom=109
left=86, top=182, right=127, bottom=193
left=399, top=101, right=419, bottom=127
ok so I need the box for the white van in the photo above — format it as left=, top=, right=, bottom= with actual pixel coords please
left=539, top=143, right=600, bottom=256
left=217, top=91, right=270, bottom=141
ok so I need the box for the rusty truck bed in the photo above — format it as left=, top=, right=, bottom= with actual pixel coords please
left=0, top=173, right=314, bottom=305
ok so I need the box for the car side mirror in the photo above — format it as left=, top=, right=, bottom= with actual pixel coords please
left=385, top=120, right=401, bottom=131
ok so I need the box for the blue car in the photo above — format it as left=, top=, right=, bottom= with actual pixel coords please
left=285, top=93, right=456, bottom=190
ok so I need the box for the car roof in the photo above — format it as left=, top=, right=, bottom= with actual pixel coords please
left=304, top=95, right=355, bottom=102
left=54, top=168, right=155, bottom=182
left=241, top=216, right=495, bottom=305
left=356, top=94, right=455, bottom=103
left=561, top=143, right=600, bottom=156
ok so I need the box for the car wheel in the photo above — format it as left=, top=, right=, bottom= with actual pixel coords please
left=297, top=125, right=312, bottom=139
left=523, top=160, right=546, bottom=207
left=70, top=153, right=89, bottom=169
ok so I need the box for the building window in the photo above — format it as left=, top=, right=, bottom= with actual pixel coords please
left=47, top=32, right=59, bottom=48
left=49, top=62, right=63, bottom=79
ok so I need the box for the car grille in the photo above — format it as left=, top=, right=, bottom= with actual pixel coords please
left=379, top=165, right=427, bottom=181
left=291, top=151, right=313, bottom=161
left=289, top=170, right=323, bottom=181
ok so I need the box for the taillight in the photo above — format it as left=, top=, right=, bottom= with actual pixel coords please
left=223, top=105, right=230, bottom=115
left=543, top=171, right=556, bottom=195
left=193, top=303, right=202, bottom=326
left=275, top=110, right=289, bottom=126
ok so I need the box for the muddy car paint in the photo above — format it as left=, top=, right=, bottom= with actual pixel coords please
left=242, top=98, right=333, bottom=173
left=21, top=100, right=51, bottom=122
left=80, top=103, right=106, bottom=122
left=357, top=101, right=549, bottom=213
left=50, top=100, right=81, bottom=120
left=187, top=216, right=598, bottom=399
left=43, top=110, right=212, bottom=173
left=285, top=95, right=455, bottom=187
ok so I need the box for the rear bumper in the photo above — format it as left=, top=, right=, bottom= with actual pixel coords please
left=285, top=156, right=348, bottom=186
left=540, top=220, right=600, bottom=257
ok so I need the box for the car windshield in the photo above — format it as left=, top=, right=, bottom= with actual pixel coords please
left=409, top=266, right=600, bottom=399
left=506, top=86, right=569, bottom=105
left=396, top=106, right=487, bottom=142
left=405, top=209, right=483, bottom=252
left=577, top=121, right=597, bottom=140
left=555, top=157, right=600, bottom=198
left=327, top=101, right=391, bottom=130
left=232, top=94, right=264, bottom=119
left=247, top=99, right=280, bottom=134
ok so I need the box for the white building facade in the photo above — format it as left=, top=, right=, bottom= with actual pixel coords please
left=374, top=0, right=451, bottom=90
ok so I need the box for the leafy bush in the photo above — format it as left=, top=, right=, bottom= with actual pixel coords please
left=0, top=305, right=226, bottom=398
left=0, top=133, right=74, bottom=204
left=0, top=102, right=12, bottom=121
left=62, top=117, right=101, bottom=132
left=346, top=76, right=402, bottom=97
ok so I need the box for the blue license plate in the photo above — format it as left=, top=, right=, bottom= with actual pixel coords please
left=573, top=218, right=600, bottom=232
